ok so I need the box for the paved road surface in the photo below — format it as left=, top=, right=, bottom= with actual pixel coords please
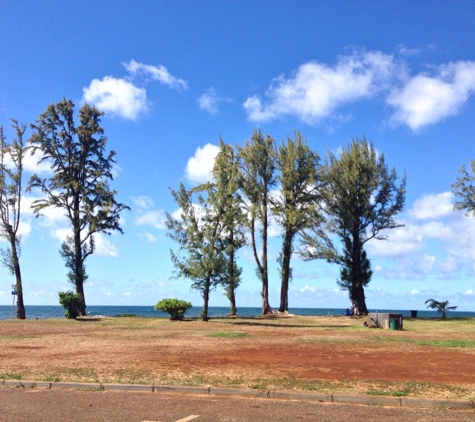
left=1, top=388, right=474, bottom=421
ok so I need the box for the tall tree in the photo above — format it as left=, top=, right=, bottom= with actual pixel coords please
left=452, top=160, right=475, bottom=216
left=301, top=137, right=405, bottom=314
left=272, top=132, right=322, bottom=313
left=0, top=121, right=27, bottom=319
left=166, top=183, right=227, bottom=321
left=210, top=141, right=246, bottom=316
left=27, top=99, right=129, bottom=316
left=237, top=130, right=276, bottom=314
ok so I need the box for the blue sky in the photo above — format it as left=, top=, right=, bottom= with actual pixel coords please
left=1, top=1, right=475, bottom=311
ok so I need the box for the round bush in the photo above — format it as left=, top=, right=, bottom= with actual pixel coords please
left=154, top=298, right=192, bottom=320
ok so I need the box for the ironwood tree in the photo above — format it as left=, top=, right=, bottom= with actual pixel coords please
left=237, top=130, right=276, bottom=314
left=210, top=141, right=246, bottom=316
left=452, top=159, right=475, bottom=217
left=301, top=137, right=405, bottom=314
left=27, top=99, right=129, bottom=316
left=0, top=121, right=27, bottom=319
left=272, top=132, right=323, bottom=312
left=166, top=183, right=228, bottom=321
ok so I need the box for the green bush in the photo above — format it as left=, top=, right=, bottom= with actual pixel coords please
left=154, top=298, right=192, bottom=320
left=58, top=291, right=82, bottom=319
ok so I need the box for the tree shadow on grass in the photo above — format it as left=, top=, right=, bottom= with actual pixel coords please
left=225, top=320, right=355, bottom=329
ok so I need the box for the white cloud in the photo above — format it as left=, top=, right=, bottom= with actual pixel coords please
left=243, top=50, right=396, bottom=124
left=198, top=88, right=220, bottom=114
left=409, top=192, right=454, bottom=220
left=24, top=148, right=53, bottom=174
left=185, top=143, right=219, bottom=183
left=22, top=194, right=69, bottom=227
left=387, top=61, right=475, bottom=130
left=82, top=76, right=148, bottom=120
left=94, top=234, right=119, bottom=257
left=139, top=231, right=158, bottom=243
left=466, top=289, right=474, bottom=295
left=51, top=228, right=118, bottom=257
left=368, top=223, right=423, bottom=258
left=368, top=190, right=475, bottom=280
left=131, top=195, right=154, bottom=209
left=135, top=210, right=167, bottom=229
left=122, top=59, right=188, bottom=90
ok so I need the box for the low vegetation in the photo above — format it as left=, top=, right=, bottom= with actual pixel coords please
left=1, top=315, right=474, bottom=400
left=154, top=298, right=193, bottom=320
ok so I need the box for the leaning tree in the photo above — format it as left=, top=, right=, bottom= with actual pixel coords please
left=28, top=99, right=129, bottom=316
left=301, top=137, right=406, bottom=314
left=0, top=121, right=27, bottom=319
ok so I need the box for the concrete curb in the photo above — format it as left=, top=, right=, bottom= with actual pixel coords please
left=1, top=379, right=474, bottom=411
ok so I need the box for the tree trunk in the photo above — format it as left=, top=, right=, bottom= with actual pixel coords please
left=279, top=229, right=293, bottom=313
left=228, top=290, right=237, bottom=316
left=9, top=231, right=25, bottom=319
left=201, top=280, right=210, bottom=322
left=261, top=197, right=272, bottom=315
left=74, top=222, right=86, bottom=316
left=351, top=284, right=368, bottom=315
left=227, top=240, right=237, bottom=316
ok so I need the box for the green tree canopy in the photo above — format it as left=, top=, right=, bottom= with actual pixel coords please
left=209, top=141, right=246, bottom=316
left=452, top=160, right=475, bottom=217
left=27, top=99, right=129, bottom=315
left=425, top=298, right=457, bottom=318
left=237, top=130, right=276, bottom=314
left=301, top=137, right=406, bottom=314
left=272, top=132, right=323, bottom=312
left=166, top=183, right=227, bottom=321
left=0, top=121, right=27, bottom=319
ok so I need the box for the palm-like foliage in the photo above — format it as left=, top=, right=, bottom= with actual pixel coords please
left=425, top=298, right=458, bottom=318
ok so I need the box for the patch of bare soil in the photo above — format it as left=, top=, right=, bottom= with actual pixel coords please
left=1, top=316, right=474, bottom=398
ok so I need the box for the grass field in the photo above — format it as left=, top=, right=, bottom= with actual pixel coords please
left=1, top=315, right=474, bottom=400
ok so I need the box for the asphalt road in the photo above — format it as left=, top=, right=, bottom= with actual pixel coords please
left=1, top=388, right=475, bottom=422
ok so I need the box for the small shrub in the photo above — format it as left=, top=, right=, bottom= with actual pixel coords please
left=154, top=298, right=192, bottom=320
left=58, top=291, right=82, bottom=319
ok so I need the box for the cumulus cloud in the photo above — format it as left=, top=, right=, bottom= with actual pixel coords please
left=82, top=60, right=187, bottom=121
left=123, top=59, right=188, bottom=90
left=51, top=228, right=119, bottom=257
left=135, top=210, right=167, bottom=229
left=185, top=143, right=220, bottom=183
left=198, top=88, right=220, bottom=114
left=409, top=192, right=454, bottom=220
left=243, top=50, right=396, bottom=124
left=368, top=190, right=475, bottom=280
left=24, top=148, right=53, bottom=174
left=82, top=76, right=148, bottom=120
left=139, top=231, right=158, bottom=243
left=131, top=195, right=154, bottom=209
left=387, top=61, right=475, bottom=130
left=94, top=234, right=119, bottom=257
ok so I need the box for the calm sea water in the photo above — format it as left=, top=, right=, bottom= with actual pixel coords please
left=1, top=305, right=474, bottom=320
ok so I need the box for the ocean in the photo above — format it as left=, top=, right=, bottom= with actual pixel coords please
left=1, top=305, right=474, bottom=320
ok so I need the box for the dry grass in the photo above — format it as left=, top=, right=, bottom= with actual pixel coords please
left=1, top=315, right=474, bottom=400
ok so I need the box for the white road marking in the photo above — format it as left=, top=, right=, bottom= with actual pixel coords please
left=175, top=416, right=200, bottom=422
left=141, top=415, right=199, bottom=422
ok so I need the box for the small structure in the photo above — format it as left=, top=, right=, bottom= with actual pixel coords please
left=367, top=313, right=403, bottom=330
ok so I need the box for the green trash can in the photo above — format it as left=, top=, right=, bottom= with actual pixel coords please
left=389, top=318, right=398, bottom=330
